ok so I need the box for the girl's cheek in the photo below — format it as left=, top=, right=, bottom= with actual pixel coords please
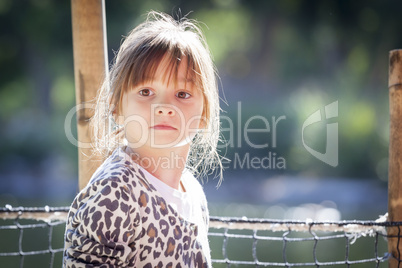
left=124, top=121, right=150, bottom=146
left=186, top=116, right=204, bottom=131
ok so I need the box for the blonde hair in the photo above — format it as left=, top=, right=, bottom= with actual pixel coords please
left=92, top=11, right=222, bottom=180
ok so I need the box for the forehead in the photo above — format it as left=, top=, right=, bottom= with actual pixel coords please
left=141, top=54, right=196, bottom=87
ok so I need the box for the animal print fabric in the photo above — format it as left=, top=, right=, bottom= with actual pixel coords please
left=63, top=147, right=211, bottom=267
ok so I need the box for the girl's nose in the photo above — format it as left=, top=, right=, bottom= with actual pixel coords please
left=155, top=105, right=176, bottom=116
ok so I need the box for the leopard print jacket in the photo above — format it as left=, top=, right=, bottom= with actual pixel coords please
left=63, top=147, right=211, bottom=267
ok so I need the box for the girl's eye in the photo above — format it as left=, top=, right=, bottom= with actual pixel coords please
left=176, top=91, right=191, bottom=99
left=139, top=89, right=153, bottom=97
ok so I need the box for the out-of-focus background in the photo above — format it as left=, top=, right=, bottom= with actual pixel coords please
left=1, top=0, right=401, bottom=222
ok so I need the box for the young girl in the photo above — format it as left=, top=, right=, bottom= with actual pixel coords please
left=63, top=11, right=221, bottom=267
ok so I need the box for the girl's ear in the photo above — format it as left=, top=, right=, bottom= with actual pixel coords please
left=198, top=114, right=207, bottom=129
left=199, top=103, right=209, bottom=129
left=111, top=105, right=125, bottom=126
left=116, top=114, right=125, bottom=126
left=114, top=111, right=125, bottom=126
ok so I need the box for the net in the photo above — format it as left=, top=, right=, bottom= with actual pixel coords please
left=0, top=206, right=68, bottom=268
left=208, top=216, right=394, bottom=267
left=0, top=205, right=400, bottom=267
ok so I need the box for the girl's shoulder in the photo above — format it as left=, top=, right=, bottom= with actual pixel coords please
left=181, top=170, right=210, bottom=227
left=181, top=170, right=208, bottom=205
left=182, top=170, right=205, bottom=191
left=68, top=148, right=158, bottom=222
left=85, top=147, right=156, bottom=195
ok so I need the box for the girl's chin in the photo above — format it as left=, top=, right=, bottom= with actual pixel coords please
left=125, top=133, right=194, bottom=149
left=126, top=140, right=187, bottom=149
left=150, top=141, right=190, bottom=149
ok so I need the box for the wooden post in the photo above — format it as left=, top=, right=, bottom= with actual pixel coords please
left=71, top=0, right=108, bottom=190
left=388, top=49, right=402, bottom=267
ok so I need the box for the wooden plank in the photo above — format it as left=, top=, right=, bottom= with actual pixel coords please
left=388, top=49, right=402, bottom=267
left=71, top=0, right=107, bottom=189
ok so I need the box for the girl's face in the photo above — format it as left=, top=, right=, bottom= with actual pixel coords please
left=120, top=56, right=205, bottom=153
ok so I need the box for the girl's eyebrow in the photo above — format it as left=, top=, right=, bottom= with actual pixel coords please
left=140, top=76, right=194, bottom=84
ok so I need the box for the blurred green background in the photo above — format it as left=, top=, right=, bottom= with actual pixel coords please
left=1, top=0, right=401, bottom=267
left=1, top=0, right=401, bottom=219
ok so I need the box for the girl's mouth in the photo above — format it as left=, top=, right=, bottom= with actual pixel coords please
left=151, top=124, right=177, bottom=130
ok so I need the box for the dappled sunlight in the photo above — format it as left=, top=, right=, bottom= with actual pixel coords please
left=342, top=101, right=376, bottom=139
